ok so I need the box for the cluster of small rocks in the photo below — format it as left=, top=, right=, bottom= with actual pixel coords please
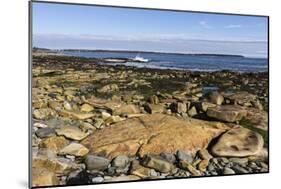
left=64, top=149, right=268, bottom=185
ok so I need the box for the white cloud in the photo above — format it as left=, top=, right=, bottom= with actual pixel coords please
left=34, top=33, right=267, bottom=44
left=199, top=21, right=212, bottom=29
left=225, top=24, right=242, bottom=29
left=33, top=33, right=268, bottom=57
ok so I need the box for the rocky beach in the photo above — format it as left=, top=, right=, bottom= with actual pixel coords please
left=31, top=53, right=269, bottom=187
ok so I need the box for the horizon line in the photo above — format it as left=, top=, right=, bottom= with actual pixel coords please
left=33, top=46, right=268, bottom=59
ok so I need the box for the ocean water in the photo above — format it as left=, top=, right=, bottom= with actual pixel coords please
left=62, top=51, right=268, bottom=72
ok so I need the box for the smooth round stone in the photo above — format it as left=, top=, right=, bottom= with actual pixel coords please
left=176, top=150, right=193, bottom=163
left=111, top=155, right=130, bottom=169
left=229, top=158, right=249, bottom=165
left=223, top=167, right=235, bottom=175
left=211, top=127, right=264, bottom=157
left=84, top=155, right=110, bottom=171
left=92, top=177, right=104, bottom=183
left=35, top=127, right=56, bottom=138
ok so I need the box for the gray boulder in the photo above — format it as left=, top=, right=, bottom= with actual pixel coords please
left=84, top=155, right=110, bottom=171
left=176, top=150, right=193, bottom=163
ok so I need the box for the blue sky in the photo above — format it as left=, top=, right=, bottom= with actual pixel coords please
left=32, top=2, right=268, bottom=57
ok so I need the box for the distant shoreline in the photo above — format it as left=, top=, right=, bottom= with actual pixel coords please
left=32, top=53, right=268, bottom=74
left=33, top=47, right=245, bottom=58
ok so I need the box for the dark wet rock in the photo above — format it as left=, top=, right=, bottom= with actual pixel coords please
left=66, top=170, right=92, bottom=185
left=35, top=128, right=56, bottom=138
left=170, top=102, right=187, bottom=114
